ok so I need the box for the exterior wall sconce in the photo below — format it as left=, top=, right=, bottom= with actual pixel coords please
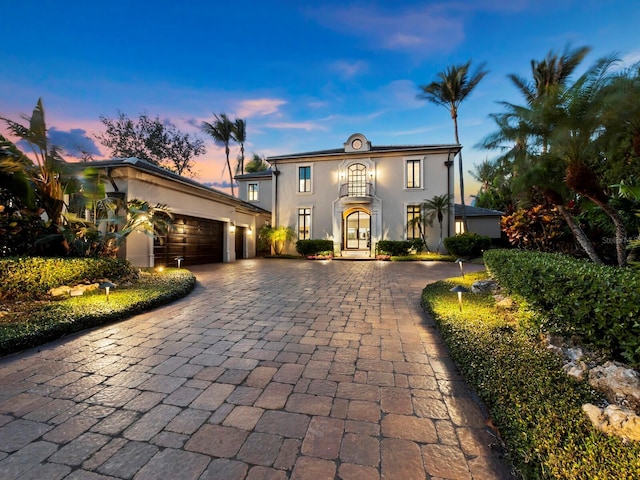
left=450, top=285, right=470, bottom=312
left=455, top=258, right=465, bottom=277
left=248, top=227, right=253, bottom=235
left=230, top=222, right=236, bottom=233
left=174, top=256, right=184, bottom=268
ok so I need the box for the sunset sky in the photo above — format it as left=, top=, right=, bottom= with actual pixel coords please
left=2, top=0, right=639, bottom=199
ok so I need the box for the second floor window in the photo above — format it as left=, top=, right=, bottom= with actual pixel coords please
left=299, top=166, right=311, bottom=193
left=406, top=159, right=421, bottom=188
left=348, top=163, right=367, bottom=196
left=248, top=183, right=258, bottom=201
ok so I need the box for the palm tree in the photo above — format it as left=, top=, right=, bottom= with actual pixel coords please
left=231, top=118, right=246, bottom=175
left=202, top=113, right=235, bottom=196
left=421, top=194, right=452, bottom=253
left=418, top=60, right=488, bottom=232
left=245, top=153, right=270, bottom=173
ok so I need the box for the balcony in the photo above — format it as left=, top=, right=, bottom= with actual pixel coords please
left=339, top=182, right=374, bottom=203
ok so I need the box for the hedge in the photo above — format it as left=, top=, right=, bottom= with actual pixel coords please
left=443, top=232, right=492, bottom=257
left=484, top=249, right=640, bottom=367
left=376, top=240, right=411, bottom=256
left=295, top=239, right=334, bottom=256
left=0, top=257, right=136, bottom=300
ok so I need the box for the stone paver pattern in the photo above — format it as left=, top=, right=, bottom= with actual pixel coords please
left=0, top=259, right=516, bottom=479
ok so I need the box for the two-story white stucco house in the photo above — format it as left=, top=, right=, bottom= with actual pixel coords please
left=236, top=133, right=461, bottom=257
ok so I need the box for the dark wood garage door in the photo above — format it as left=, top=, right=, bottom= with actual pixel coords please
left=154, top=214, right=224, bottom=266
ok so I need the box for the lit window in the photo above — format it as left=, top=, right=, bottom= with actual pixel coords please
left=348, top=163, right=367, bottom=196
left=298, top=208, right=311, bottom=239
left=248, top=183, right=258, bottom=201
left=407, top=205, right=421, bottom=239
left=406, top=159, right=421, bottom=188
left=299, top=166, right=311, bottom=193
left=456, top=220, right=466, bottom=234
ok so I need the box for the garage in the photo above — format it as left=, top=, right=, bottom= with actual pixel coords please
left=154, top=214, right=224, bottom=266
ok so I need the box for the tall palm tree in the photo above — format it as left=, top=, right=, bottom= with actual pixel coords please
left=232, top=118, right=246, bottom=175
left=202, top=113, right=235, bottom=196
left=418, top=60, right=488, bottom=232
left=421, top=193, right=452, bottom=253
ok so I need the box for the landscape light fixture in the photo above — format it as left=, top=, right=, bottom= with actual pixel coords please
left=450, top=285, right=470, bottom=312
left=157, top=266, right=165, bottom=272
left=455, top=258, right=465, bottom=278
left=99, top=281, right=116, bottom=301
left=174, top=256, right=184, bottom=268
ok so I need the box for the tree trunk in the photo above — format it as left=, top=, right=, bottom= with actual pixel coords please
left=225, top=145, right=235, bottom=197
left=585, top=197, right=628, bottom=267
left=556, top=204, right=603, bottom=264
left=452, top=115, right=468, bottom=232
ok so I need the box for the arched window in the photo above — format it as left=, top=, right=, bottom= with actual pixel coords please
left=347, top=163, right=366, bottom=196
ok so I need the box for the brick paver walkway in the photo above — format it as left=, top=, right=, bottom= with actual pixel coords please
left=0, top=259, right=515, bottom=479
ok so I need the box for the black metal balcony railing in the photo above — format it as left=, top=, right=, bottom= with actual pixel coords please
left=339, top=182, right=374, bottom=198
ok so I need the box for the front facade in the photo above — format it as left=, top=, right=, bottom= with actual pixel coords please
left=89, top=158, right=270, bottom=267
left=237, top=133, right=460, bottom=256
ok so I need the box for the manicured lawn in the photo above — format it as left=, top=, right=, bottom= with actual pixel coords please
left=0, top=268, right=196, bottom=356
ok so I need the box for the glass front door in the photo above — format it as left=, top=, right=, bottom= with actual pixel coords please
left=345, top=211, right=370, bottom=249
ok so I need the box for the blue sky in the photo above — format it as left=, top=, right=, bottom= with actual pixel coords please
left=2, top=0, right=639, bottom=199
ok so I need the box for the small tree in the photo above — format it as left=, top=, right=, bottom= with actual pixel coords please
left=96, top=111, right=205, bottom=176
left=421, top=194, right=452, bottom=253
left=258, top=225, right=296, bottom=255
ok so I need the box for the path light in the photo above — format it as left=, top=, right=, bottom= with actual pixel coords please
left=99, top=281, right=116, bottom=301
left=450, top=285, right=470, bottom=312
left=175, top=256, right=184, bottom=268
left=455, top=258, right=465, bottom=278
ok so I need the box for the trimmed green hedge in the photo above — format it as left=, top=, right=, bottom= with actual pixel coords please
left=0, top=257, right=136, bottom=300
left=444, top=232, right=491, bottom=257
left=484, top=249, right=640, bottom=367
left=295, top=239, right=334, bottom=256
left=376, top=240, right=411, bottom=256
left=422, top=274, right=640, bottom=480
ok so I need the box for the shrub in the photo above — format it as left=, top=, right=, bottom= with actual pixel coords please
left=443, top=232, right=491, bottom=257
left=0, top=257, right=136, bottom=301
left=484, top=249, right=640, bottom=367
left=422, top=274, right=640, bottom=479
left=295, top=239, right=334, bottom=256
left=376, top=240, right=412, bottom=256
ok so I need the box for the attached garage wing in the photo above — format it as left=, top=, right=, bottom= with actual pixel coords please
left=154, top=214, right=224, bottom=266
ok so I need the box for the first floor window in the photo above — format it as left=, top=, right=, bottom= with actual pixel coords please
left=248, top=183, right=258, bottom=201
left=298, top=208, right=311, bottom=239
left=406, top=159, right=421, bottom=188
left=299, top=166, right=311, bottom=192
left=456, top=220, right=465, bottom=235
left=407, top=205, right=421, bottom=239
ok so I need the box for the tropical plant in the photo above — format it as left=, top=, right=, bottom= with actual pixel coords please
left=244, top=154, right=270, bottom=173
left=258, top=225, right=296, bottom=255
left=421, top=194, right=452, bottom=253
left=418, top=60, right=488, bottom=231
left=202, top=113, right=236, bottom=196
left=1, top=99, right=70, bottom=227
left=231, top=118, right=247, bottom=175
left=96, top=111, right=206, bottom=176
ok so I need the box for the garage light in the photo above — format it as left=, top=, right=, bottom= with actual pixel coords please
left=230, top=222, right=236, bottom=233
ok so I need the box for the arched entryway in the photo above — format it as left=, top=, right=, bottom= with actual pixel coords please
left=344, top=208, right=370, bottom=250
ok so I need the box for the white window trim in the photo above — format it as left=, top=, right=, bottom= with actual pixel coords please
left=247, top=182, right=259, bottom=202
left=403, top=156, right=424, bottom=190
left=297, top=163, right=313, bottom=194
left=297, top=205, right=313, bottom=240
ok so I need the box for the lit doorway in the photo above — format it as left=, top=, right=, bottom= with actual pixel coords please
left=345, top=210, right=370, bottom=249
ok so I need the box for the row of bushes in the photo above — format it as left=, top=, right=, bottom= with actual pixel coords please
left=484, top=249, right=640, bottom=366
left=422, top=273, right=640, bottom=479
left=0, top=257, right=137, bottom=301
left=375, top=234, right=492, bottom=257
left=295, top=239, right=334, bottom=256
left=0, top=269, right=196, bottom=356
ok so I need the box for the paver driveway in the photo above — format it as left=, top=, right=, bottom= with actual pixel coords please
left=0, top=259, right=515, bottom=480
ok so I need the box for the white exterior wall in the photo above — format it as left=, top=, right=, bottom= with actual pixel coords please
left=238, top=175, right=273, bottom=213
left=270, top=136, right=458, bottom=256
left=104, top=165, right=268, bottom=267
